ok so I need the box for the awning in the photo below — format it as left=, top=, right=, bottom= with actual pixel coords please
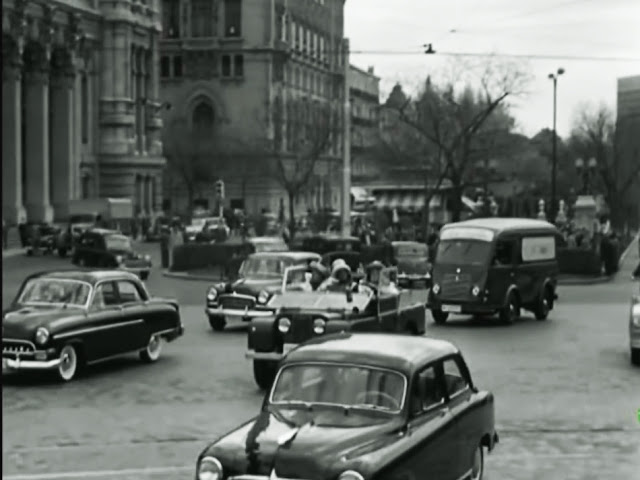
left=375, top=192, right=426, bottom=210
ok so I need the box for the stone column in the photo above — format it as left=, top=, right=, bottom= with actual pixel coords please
left=137, top=49, right=146, bottom=154
left=146, top=36, right=163, bottom=156
left=2, top=64, right=27, bottom=225
left=50, top=50, right=77, bottom=221
left=131, top=46, right=139, bottom=153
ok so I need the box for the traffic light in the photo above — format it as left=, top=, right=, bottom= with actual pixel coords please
left=215, top=180, right=225, bottom=199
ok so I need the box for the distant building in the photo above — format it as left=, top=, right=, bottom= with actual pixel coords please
left=616, top=75, right=640, bottom=227
left=349, top=65, right=380, bottom=181
left=2, top=0, right=165, bottom=225
left=159, top=0, right=347, bottom=216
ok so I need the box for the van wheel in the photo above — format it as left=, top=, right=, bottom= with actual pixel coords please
left=208, top=315, right=226, bottom=332
left=499, top=293, right=520, bottom=324
left=534, top=288, right=554, bottom=320
left=431, top=309, right=449, bottom=325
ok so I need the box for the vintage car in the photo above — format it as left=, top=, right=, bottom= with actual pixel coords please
left=2, top=270, right=184, bottom=382
left=246, top=266, right=426, bottom=389
left=428, top=218, right=559, bottom=324
left=197, top=333, right=499, bottom=480
left=205, top=252, right=321, bottom=331
left=72, top=229, right=152, bottom=280
left=391, top=240, right=432, bottom=288
left=630, top=276, right=640, bottom=366
left=195, top=217, right=231, bottom=243
left=300, top=233, right=362, bottom=256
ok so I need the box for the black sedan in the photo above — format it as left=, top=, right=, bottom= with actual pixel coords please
left=196, top=333, right=499, bottom=480
left=2, top=270, right=184, bottom=382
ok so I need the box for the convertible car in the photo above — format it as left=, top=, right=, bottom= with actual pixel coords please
left=205, top=251, right=321, bottom=331
left=630, top=275, right=640, bottom=366
left=2, top=270, right=183, bottom=382
left=246, top=266, right=426, bottom=389
left=197, top=333, right=499, bottom=480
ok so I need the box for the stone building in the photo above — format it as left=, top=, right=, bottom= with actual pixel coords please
left=2, top=0, right=166, bottom=225
left=159, top=0, right=346, bottom=216
left=616, top=75, right=640, bottom=227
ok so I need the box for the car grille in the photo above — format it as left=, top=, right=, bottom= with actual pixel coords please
left=282, top=315, right=314, bottom=344
left=440, top=273, right=472, bottom=301
left=2, top=339, right=36, bottom=359
left=219, top=294, right=256, bottom=310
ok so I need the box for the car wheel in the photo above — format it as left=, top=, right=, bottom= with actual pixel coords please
left=431, top=309, right=449, bottom=325
left=534, top=288, right=553, bottom=321
left=140, top=271, right=150, bottom=281
left=631, top=348, right=640, bottom=366
left=208, top=315, right=226, bottom=332
left=470, top=444, right=484, bottom=480
left=499, top=293, right=520, bottom=324
left=140, top=334, right=163, bottom=363
left=57, top=344, right=80, bottom=382
left=253, top=359, right=278, bottom=390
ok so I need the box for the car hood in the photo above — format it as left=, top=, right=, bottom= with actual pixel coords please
left=202, top=408, right=405, bottom=477
left=2, top=305, right=85, bottom=339
left=231, top=277, right=281, bottom=296
left=396, top=256, right=430, bottom=275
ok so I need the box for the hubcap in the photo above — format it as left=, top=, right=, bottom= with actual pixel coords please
left=147, top=336, right=162, bottom=359
left=59, top=347, right=77, bottom=380
left=471, top=446, right=482, bottom=479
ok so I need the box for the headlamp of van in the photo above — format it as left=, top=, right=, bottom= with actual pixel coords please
left=471, top=285, right=480, bottom=296
left=206, top=287, right=218, bottom=301
left=432, top=283, right=440, bottom=295
left=258, top=290, right=269, bottom=304
left=197, top=457, right=223, bottom=480
left=313, top=318, right=326, bottom=334
left=35, top=327, right=50, bottom=346
left=338, top=471, right=364, bottom=480
left=278, top=317, right=291, bottom=333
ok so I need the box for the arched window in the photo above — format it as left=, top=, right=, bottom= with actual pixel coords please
left=192, top=102, right=214, bottom=136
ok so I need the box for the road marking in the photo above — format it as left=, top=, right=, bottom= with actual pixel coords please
left=2, top=466, right=192, bottom=480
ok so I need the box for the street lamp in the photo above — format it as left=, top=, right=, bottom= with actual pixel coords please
left=548, top=67, right=565, bottom=221
left=575, top=157, right=597, bottom=194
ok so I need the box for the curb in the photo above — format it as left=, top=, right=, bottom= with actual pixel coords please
left=162, top=270, right=223, bottom=282
left=557, top=275, right=613, bottom=286
left=2, top=248, right=26, bottom=259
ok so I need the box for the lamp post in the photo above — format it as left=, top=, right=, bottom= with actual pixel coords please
left=548, top=67, right=565, bottom=221
left=575, top=157, right=597, bottom=194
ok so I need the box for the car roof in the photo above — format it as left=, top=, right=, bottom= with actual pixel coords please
left=85, top=228, right=121, bottom=236
left=306, top=234, right=360, bottom=242
left=25, top=269, right=140, bottom=285
left=284, top=333, right=459, bottom=374
left=392, top=241, right=426, bottom=246
left=248, top=251, right=320, bottom=261
left=442, top=218, right=557, bottom=234
left=250, top=237, right=287, bottom=243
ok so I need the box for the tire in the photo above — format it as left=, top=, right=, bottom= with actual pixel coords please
left=534, top=287, right=554, bottom=321
left=57, top=344, right=80, bottom=382
left=431, top=309, right=449, bottom=325
left=208, top=315, right=226, bottom=332
left=499, top=293, right=520, bottom=324
left=140, top=271, right=150, bottom=281
left=631, top=348, right=640, bottom=366
left=470, top=443, right=484, bottom=480
left=253, top=359, right=278, bottom=390
left=140, top=334, right=163, bottom=363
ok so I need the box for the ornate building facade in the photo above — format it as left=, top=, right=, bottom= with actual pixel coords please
left=616, top=75, right=640, bottom=227
left=2, top=0, right=166, bottom=225
left=159, top=0, right=346, bottom=216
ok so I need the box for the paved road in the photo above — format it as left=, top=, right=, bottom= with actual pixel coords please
left=2, top=241, right=639, bottom=480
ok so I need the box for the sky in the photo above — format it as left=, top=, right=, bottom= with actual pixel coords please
left=344, top=0, right=640, bottom=138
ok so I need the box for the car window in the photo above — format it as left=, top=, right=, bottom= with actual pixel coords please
left=116, top=281, right=142, bottom=303
left=442, top=358, right=469, bottom=397
left=80, top=235, right=94, bottom=247
left=410, top=366, right=446, bottom=416
left=92, top=282, right=118, bottom=308
left=492, top=239, right=515, bottom=266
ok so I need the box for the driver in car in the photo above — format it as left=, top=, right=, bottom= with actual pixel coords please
left=318, top=259, right=354, bottom=292
left=309, top=261, right=329, bottom=290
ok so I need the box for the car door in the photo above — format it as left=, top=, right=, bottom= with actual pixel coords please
left=441, top=356, right=477, bottom=480
left=513, top=236, right=538, bottom=304
left=113, top=279, right=149, bottom=353
left=398, top=363, right=457, bottom=479
left=378, top=267, right=400, bottom=331
left=486, top=237, right=518, bottom=306
left=81, top=281, right=125, bottom=361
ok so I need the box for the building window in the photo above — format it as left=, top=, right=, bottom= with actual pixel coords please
left=192, top=102, right=215, bottom=136
left=234, top=55, right=244, bottom=77
left=297, top=24, right=303, bottom=51
left=280, top=12, right=288, bottom=42
left=173, top=56, right=183, bottom=77
left=224, top=0, right=242, bottom=37
left=81, top=74, right=89, bottom=145
left=221, top=55, right=231, bottom=77
left=162, top=0, right=180, bottom=38
left=191, top=0, right=213, bottom=37
left=292, top=20, right=298, bottom=49
left=160, top=56, right=170, bottom=77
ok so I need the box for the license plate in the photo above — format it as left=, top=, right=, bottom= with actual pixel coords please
left=442, top=304, right=461, bottom=313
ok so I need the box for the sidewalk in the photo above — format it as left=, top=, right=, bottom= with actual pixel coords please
left=2, top=247, right=25, bottom=259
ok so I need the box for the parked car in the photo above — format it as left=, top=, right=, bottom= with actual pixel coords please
left=197, top=333, right=499, bottom=480
left=1, top=270, right=183, bottom=382
left=195, top=217, right=231, bottom=243
left=56, top=213, right=98, bottom=257
left=205, top=251, right=321, bottom=331
left=630, top=279, right=640, bottom=366
left=300, top=233, right=362, bottom=255
left=72, top=229, right=152, bottom=280
left=246, top=265, right=426, bottom=389
left=391, top=240, right=432, bottom=288
left=248, top=236, right=289, bottom=252
left=428, top=218, right=560, bottom=325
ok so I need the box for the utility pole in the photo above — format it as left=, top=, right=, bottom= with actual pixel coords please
left=548, top=67, right=564, bottom=222
left=341, top=38, right=351, bottom=237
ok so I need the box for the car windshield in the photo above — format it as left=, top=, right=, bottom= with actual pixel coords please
left=395, top=244, right=428, bottom=257
left=271, top=363, right=406, bottom=413
left=17, top=278, right=91, bottom=306
left=70, top=214, right=95, bottom=224
left=190, top=218, right=207, bottom=228
left=105, top=235, right=132, bottom=251
left=254, top=241, right=288, bottom=252
left=240, top=257, right=291, bottom=278
left=436, top=240, right=492, bottom=266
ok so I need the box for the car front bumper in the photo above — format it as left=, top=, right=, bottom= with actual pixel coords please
left=2, top=355, right=61, bottom=372
left=398, top=273, right=432, bottom=284
left=205, top=306, right=274, bottom=320
left=245, top=343, right=297, bottom=361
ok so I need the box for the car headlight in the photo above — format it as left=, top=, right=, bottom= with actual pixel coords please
left=313, top=318, right=326, bottom=334
left=632, top=303, right=640, bottom=327
left=197, top=456, right=223, bottom=480
left=472, top=285, right=480, bottom=296
left=115, top=255, right=123, bottom=264
left=338, top=471, right=364, bottom=480
left=258, top=290, right=269, bottom=304
left=35, top=327, right=49, bottom=346
left=432, top=283, right=440, bottom=294
left=278, top=317, right=291, bottom=333
left=144, top=254, right=151, bottom=262
left=206, top=287, right=218, bottom=301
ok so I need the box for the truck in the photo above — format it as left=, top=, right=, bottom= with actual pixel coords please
left=56, top=198, right=134, bottom=257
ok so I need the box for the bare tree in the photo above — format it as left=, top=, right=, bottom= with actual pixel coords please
left=391, top=58, right=530, bottom=221
left=569, top=102, right=640, bottom=228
